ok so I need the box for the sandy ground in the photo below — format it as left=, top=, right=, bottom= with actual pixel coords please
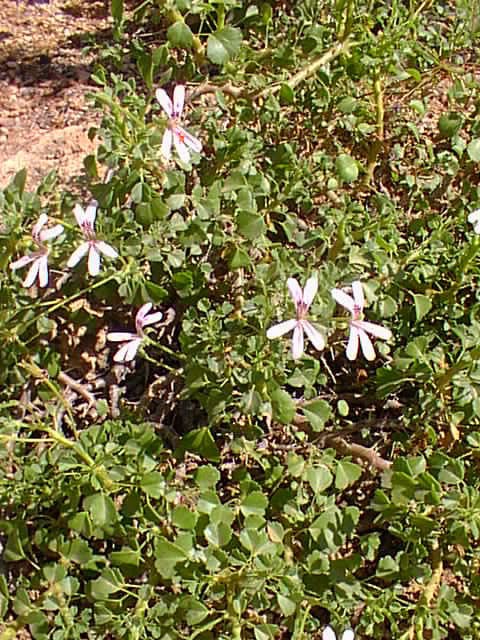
left=0, top=0, right=110, bottom=190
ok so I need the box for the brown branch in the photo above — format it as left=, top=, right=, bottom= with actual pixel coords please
left=58, top=372, right=96, bottom=408
left=325, top=436, right=392, bottom=471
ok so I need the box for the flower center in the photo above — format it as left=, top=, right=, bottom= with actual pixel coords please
left=352, top=304, right=362, bottom=321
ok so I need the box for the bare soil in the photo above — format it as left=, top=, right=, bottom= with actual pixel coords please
left=0, top=0, right=111, bottom=190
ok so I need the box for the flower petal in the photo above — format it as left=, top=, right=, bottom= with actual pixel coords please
left=32, top=213, right=48, bottom=238
left=352, top=280, right=364, bottom=309
left=346, top=325, right=360, bottom=360
left=161, top=128, right=173, bottom=160
left=39, top=224, right=64, bottom=241
left=176, top=125, right=202, bottom=153
left=84, top=203, right=97, bottom=228
left=468, top=209, right=480, bottom=223
left=113, top=338, right=141, bottom=363
left=23, top=258, right=40, bottom=288
left=287, top=278, right=303, bottom=306
left=302, top=320, right=325, bottom=351
left=173, top=134, right=191, bottom=163
left=136, top=303, right=153, bottom=327
left=332, top=288, right=355, bottom=313
left=67, top=242, right=89, bottom=268
left=10, top=254, right=36, bottom=270
left=141, top=311, right=163, bottom=327
left=358, top=328, right=376, bottom=360
left=322, top=626, right=337, bottom=640
left=173, top=84, right=185, bottom=117
left=73, top=204, right=86, bottom=227
left=266, top=318, right=296, bottom=339
left=96, top=241, right=118, bottom=259
left=302, top=276, right=318, bottom=308
left=37, top=255, right=49, bottom=287
left=156, top=87, right=173, bottom=117
left=341, top=631, right=355, bottom=640
left=354, top=320, right=392, bottom=340
left=107, top=332, right=138, bottom=342
left=88, top=246, right=101, bottom=276
left=292, top=324, right=304, bottom=360
left=124, top=337, right=142, bottom=361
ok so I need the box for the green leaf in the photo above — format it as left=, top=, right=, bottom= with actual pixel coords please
left=84, top=494, right=118, bottom=528
left=204, top=522, right=232, bottom=547
left=413, top=293, right=432, bottom=322
left=89, top=569, right=123, bottom=600
left=438, top=112, right=462, bottom=137
left=207, top=27, right=242, bottom=65
left=236, top=210, right=266, bottom=240
left=195, top=465, right=220, bottom=489
left=177, top=427, right=220, bottom=462
left=111, top=0, right=124, bottom=22
left=277, top=594, right=296, bottom=617
left=335, top=153, right=358, bottom=183
left=172, top=506, right=198, bottom=530
left=306, top=465, right=333, bottom=493
left=270, top=387, right=295, bottom=424
left=140, top=471, right=165, bottom=499
left=302, top=399, right=332, bottom=431
left=240, top=491, right=268, bottom=517
left=168, top=21, right=194, bottom=48
left=4, top=522, right=28, bottom=561
left=254, top=625, right=279, bottom=640
left=467, top=138, right=480, bottom=162
left=335, top=460, right=362, bottom=490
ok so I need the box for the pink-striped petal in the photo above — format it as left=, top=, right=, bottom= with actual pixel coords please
left=287, top=278, right=303, bottom=306
left=176, top=125, right=202, bottom=153
left=322, top=627, right=337, bottom=640
left=302, top=276, right=318, bottom=308
left=107, top=332, right=138, bottom=342
left=161, top=128, right=173, bottom=160
left=354, top=320, right=392, bottom=341
left=39, top=224, right=64, bottom=242
left=352, top=280, right=364, bottom=310
left=37, top=254, right=49, bottom=287
left=73, top=204, right=87, bottom=227
left=84, top=203, right=97, bottom=228
left=156, top=88, right=173, bottom=117
left=141, top=311, right=163, bottom=327
left=23, top=258, right=41, bottom=288
left=358, top=328, right=376, bottom=360
left=302, top=320, right=325, bottom=351
left=113, top=338, right=142, bottom=363
left=88, top=246, right=101, bottom=276
left=10, top=254, right=36, bottom=270
left=96, top=241, right=118, bottom=259
left=32, top=213, right=48, bottom=238
left=346, top=325, right=360, bottom=360
left=332, top=288, right=355, bottom=313
left=292, top=324, right=304, bottom=360
left=341, top=631, right=355, bottom=640
left=173, top=85, right=185, bottom=117
left=266, top=318, right=296, bottom=339
left=67, top=242, right=89, bottom=268
left=173, top=134, right=191, bottom=163
left=136, top=303, right=153, bottom=328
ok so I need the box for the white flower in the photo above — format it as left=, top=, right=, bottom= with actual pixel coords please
left=9, top=213, right=64, bottom=288
left=67, top=202, right=118, bottom=276
left=107, top=303, right=163, bottom=363
left=267, top=276, right=325, bottom=360
left=323, top=625, right=355, bottom=640
left=156, top=84, right=202, bottom=164
left=331, top=280, right=392, bottom=361
left=468, top=209, right=480, bottom=234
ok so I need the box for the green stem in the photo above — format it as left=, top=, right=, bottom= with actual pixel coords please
left=41, top=425, right=115, bottom=491
left=256, top=38, right=355, bottom=100
left=365, top=72, right=384, bottom=184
